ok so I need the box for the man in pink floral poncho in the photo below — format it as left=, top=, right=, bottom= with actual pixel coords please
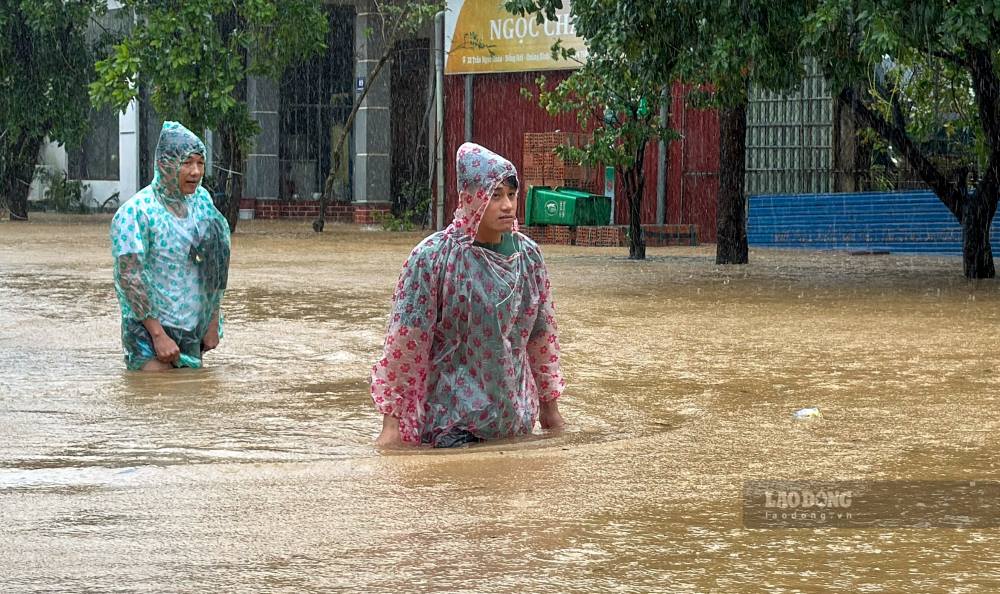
left=371, top=142, right=566, bottom=447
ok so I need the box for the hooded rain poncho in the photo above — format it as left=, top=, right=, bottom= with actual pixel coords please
left=370, top=142, right=565, bottom=445
left=110, top=121, right=231, bottom=369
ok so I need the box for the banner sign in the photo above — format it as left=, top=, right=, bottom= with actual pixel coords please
left=445, top=0, right=587, bottom=75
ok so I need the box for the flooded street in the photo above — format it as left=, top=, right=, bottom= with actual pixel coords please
left=3, top=214, right=1000, bottom=592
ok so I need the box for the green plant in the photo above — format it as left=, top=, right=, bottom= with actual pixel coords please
left=1, top=0, right=106, bottom=221
left=378, top=182, right=431, bottom=231
left=91, top=0, right=329, bottom=232
left=36, top=168, right=88, bottom=213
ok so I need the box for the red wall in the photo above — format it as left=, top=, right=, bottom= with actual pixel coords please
left=442, top=74, right=720, bottom=241
left=669, top=84, right=720, bottom=242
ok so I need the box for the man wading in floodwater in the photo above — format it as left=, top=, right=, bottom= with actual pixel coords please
left=110, top=121, right=231, bottom=372
left=371, top=142, right=566, bottom=447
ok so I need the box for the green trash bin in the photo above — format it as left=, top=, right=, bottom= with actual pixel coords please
left=525, top=186, right=577, bottom=226
left=559, top=187, right=612, bottom=226
left=525, top=186, right=613, bottom=227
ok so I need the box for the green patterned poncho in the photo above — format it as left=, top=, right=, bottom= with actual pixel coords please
left=110, top=121, right=230, bottom=369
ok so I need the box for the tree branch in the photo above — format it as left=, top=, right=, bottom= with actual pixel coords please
left=967, top=45, right=1000, bottom=154
left=839, top=87, right=963, bottom=217
left=319, top=2, right=413, bottom=210
left=929, top=49, right=968, bottom=68
left=889, top=91, right=907, bottom=132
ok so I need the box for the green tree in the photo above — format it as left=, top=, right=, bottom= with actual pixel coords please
left=805, top=0, right=1000, bottom=278
left=509, top=0, right=810, bottom=263
left=91, top=0, right=328, bottom=231
left=680, top=0, right=812, bottom=265
left=507, top=0, right=691, bottom=259
left=1, top=0, right=104, bottom=221
left=523, top=72, right=672, bottom=260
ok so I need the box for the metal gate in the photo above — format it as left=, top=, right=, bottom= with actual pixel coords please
left=746, top=60, right=834, bottom=195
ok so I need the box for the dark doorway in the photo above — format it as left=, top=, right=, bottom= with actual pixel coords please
left=390, top=38, right=431, bottom=218
left=278, top=6, right=355, bottom=201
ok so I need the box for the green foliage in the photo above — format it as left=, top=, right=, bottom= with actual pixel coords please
left=378, top=182, right=431, bottom=231
left=507, top=0, right=681, bottom=171
left=90, top=0, right=329, bottom=155
left=526, top=73, right=673, bottom=171
left=36, top=168, right=89, bottom=213
left=804, top=0, right=1000, bottom=172
left=507, top=0, right=808, bottom=169
left=0, top=0, right=104, bottom=145
left=684, top=0, right=812, bottom=105
left=381, top=1, right=444, bottom=39
left=509, top=0, right=809, bottom=109
left=1, top=1, right=106, bottom=215
left=506, top=0, right=692, bottom=258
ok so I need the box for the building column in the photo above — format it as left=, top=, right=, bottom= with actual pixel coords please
left=246, top=76, right=280, bottom=203
left=118, top=98, right=140, bottom=200
left=352, top=2, right=392, bottom=222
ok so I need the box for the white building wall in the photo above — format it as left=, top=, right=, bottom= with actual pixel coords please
left=32, top=98, right=140, bottom=210
left=28, top=143, right=68, bottom=203
left=118, top=100, right=140, bottom=201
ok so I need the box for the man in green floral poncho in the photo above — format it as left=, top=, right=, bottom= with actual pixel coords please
left=110, top=121, right=230, bottom=371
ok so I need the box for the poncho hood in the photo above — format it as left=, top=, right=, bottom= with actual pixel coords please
left=449, top=142, right=519, bottom=239
left=152, top=121, right=207, bottom=206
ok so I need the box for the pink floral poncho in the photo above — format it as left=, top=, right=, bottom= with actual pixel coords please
left=370, top=143, right=565, bottom=445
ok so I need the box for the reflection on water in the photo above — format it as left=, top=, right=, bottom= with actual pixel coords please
left=2, top=214, right=1000, bottom=592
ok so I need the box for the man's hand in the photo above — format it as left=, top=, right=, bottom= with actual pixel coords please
left=539, top=399, right=565, bottom=430
left=375, top=414, right=405, bottom=448
left=143, top=318, right=179, bottom=365
left=201, top=324, right=220, bottom=353
left=152, top=333, right=180, bottom=364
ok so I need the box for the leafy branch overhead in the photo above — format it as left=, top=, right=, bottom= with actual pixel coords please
left=1, top=0, right=109, bottom=220
left=90, top=0, right=329, bottom=231
left=90, top=0, right=329, bottom=152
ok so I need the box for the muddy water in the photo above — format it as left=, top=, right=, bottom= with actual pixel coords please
left=2, top=214, right=999, bottom=592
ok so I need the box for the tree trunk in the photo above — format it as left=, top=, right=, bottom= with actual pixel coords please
left=716, top=101, right=748, bottom=265
left=624, top=141, right=647, bottom=260
left=220, top=125, right=244, bottom=233
left=965, top=47, right=1000, bottom=279
left=962, top=182, right=998, bottom=279
left=314, top=142, right=345, bottom=232
left=213, top=10, right=248, bottom=233
left=2, top=133, right=43, bottom=221
left=839, top=86, right=999, bottom=278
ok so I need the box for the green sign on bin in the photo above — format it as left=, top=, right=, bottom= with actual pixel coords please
left=526, top=186, right=613, bottom=227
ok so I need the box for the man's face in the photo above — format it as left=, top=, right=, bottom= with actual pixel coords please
left=479, top=182, right=518, bottom=239
left=179, top=154, right=205, bottom=195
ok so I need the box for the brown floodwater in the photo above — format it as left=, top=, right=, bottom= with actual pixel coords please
left=2, top=213, right=999, bottom=592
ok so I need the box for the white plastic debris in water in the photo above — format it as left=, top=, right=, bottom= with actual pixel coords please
left=793, top=407, right=822, bottom=419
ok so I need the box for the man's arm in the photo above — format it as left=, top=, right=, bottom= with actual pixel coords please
left=117, top=254, right=178, bottom=364
left=527, top=255, right=567, bottom=430
left=201, top=310, right=221, bottom=352
left=142, top=317, right=180, bottom=364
